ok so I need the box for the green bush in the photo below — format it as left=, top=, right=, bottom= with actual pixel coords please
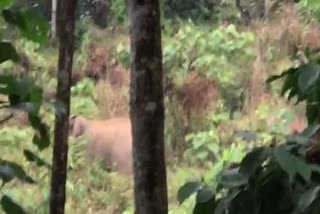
left=70, top=78, right=99, bottom=117
left=163, top=23, right=254, bottom=89
left=178, top=125, right=320, bottom=214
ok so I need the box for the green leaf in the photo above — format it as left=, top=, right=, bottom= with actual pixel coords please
left=217, top=168, right=248, bottom=188
left=20, top=9, right=48, bottom=45
left=196, top=186, right=215, bottom=203
left=266, top=72, right=287, bottom=83
left=23, top=149, right=51, bottom=168
left=239, top=147, right=270, bottom=178
left=2, top=9, right=48, bottom=44
left=193, top=195, right=216, bottom=214
left=306, top=101, right=318, bottom=125
left=0, top=0, right=13, bottom=10
left=214, top=190, right=240, bottom=214
left=28, top=114, right=50, bottom=151
left=2, top=9, right=26, bottom=30
left=287, top=134, right=309, bottom=144
left=280, top=68, right=299, bottom=97
left=177, top=181, right=202, bottom=205
left=228, top=189, right=258, bottom=214
left=297, top=186, right=320, bottom=212
left=1, top=195, right=27, bottom=214
left=0, top=42, right=20, bottom=64
left=301, top=124, right=320, bottom=138
left=274, top=147, right=312, bottom=183
left=0, top=160, right=35, bottom=185
left=298, top=64, right=320, bottom=93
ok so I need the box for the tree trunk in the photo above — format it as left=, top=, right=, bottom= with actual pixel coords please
left=43, top=0, right=52, bottom=21
left=49, top=0, right=77, bottom=213
left=235, top=0, right=252, bottom=25
left=257, top=0, right=265, bottom=19
left=51, top=0, right=57, bottom=41
left=89, top=0, right=110, bottom=28
left=126, top=0, right=168, bottom=214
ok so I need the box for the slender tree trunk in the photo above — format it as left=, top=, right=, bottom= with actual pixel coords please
left=257, top=0, right=266, bottom=19
left=235, top=0, right=252, bottom=25
left=51, top=0, right=57, bottom=41
left=127, top=0, right=168, bottom=214
left=49, top=0, right=78, bottom=213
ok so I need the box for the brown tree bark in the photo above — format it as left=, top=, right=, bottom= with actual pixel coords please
left=49, top=0, right=78, bottom=214
left=89, top=0, right=110, bottom=28
left=126, top=0, right=168, bottom=214
left=235, top=0, right=252, bottom=25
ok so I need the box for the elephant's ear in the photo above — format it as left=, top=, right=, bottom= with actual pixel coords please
left=70, top=114, right=78, bottom=120
left=69, top=115, right=78, bottom=134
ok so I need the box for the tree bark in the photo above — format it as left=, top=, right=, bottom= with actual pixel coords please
left=235, top=0, right=252, bottom=25
left=49, top=0, right=77, bottom=213
left=43, top=0, right=52, bottom=21
left=257, top=0, right=266, bottom=19
left=89, top=0, right=110, bottom=28
left=50, top=0, right=57, bottom=41
left=126, top=0, right=168, bottom=214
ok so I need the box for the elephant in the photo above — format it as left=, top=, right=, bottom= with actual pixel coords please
left=68, top=115, right=133, bottom=176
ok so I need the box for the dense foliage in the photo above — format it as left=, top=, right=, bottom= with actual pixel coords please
left=1, top=0, right=320, bottom=213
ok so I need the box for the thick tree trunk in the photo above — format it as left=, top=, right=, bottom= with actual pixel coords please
left=89, top=0, right=110, bottom=28
left=43, top=0, right=52, bottom=21
left=126, top=0, right=168, bottom=214
left=49, top=0, right=77, bottom=214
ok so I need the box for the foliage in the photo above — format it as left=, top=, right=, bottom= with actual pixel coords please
left=161, top=0, right=240, bottom=23
left=110, top=0, right=127, bottom=25
left=297, top=0, right=320, bottom=20
left=115, top=43, right=130, bottom=69
left=177, top=21, right=320, bottom=214
left=267, top=52, right=320, bottom=125
left=184, top=104, right=230, bottom=163
left=178, top=124, right=320, bottom=214
left=163, top=23, right=254, bottom=89
left=70, top=78, right=99, bottom=117
left=255, top=102, right=299, bottom=135
left=0, top=0, right=50, bottom=213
